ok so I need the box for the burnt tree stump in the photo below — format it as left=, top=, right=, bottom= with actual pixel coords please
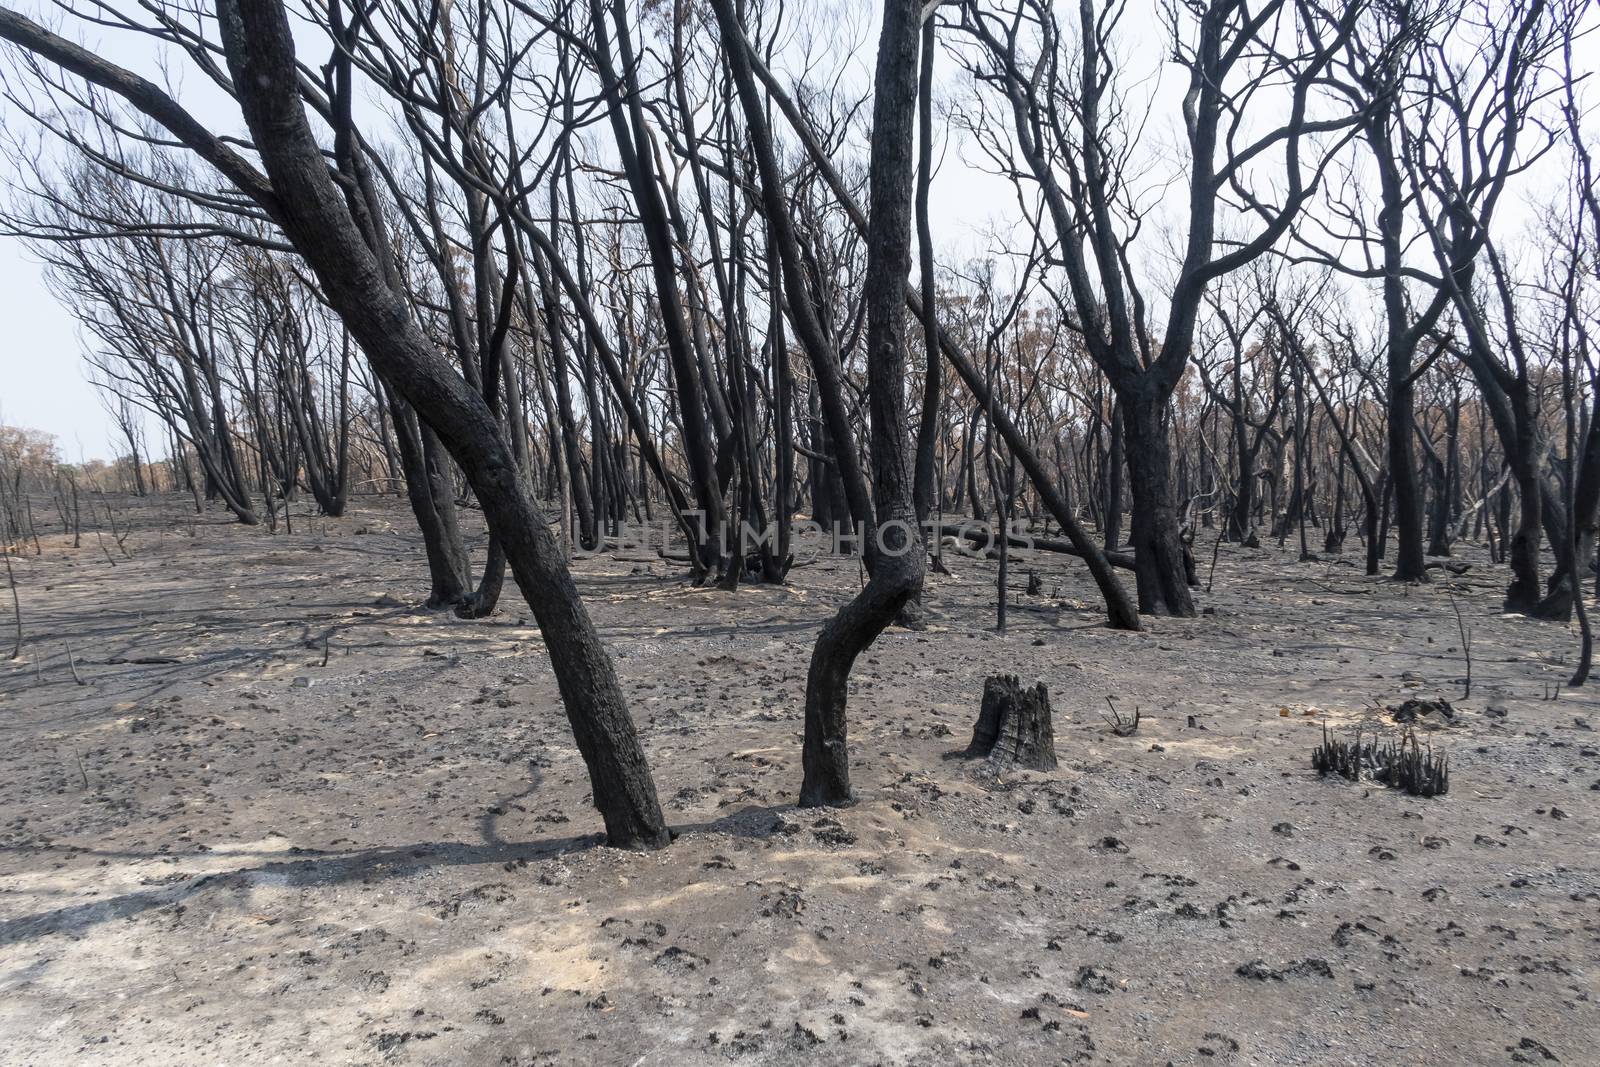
left=967, top=675, right=1057, bottom=770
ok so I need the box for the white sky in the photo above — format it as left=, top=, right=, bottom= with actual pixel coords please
left=0, top=241, right=95, bottom=454
left=0, top=0, right=1589, bottom=461
left=0, top=0, right=1033, bottom=460
left=0, top=0, right=1149, bottom=460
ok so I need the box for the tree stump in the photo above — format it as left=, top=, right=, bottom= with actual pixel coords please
left=967, top=675, right=1057, bottom=770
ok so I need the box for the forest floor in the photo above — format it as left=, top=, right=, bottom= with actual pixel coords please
left=0, top=494, right=1597, bottom=1067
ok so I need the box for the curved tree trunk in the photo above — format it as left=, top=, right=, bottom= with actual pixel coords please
left=385, top=389, right=471, bottom=608
left=796, top=0, right=925, bottom=806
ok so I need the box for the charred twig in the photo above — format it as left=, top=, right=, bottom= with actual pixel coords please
left=105, top=497, right=131, bottom=557
left=1312, top=722, right=1364, bottom=781
left=1101, top=695, right=1140, bottom=736
left=1369, top=729, right=1449, bottom=797
left=1206, top=523, right=1224, bottom=594
left=1313, top=723, right=1448, bottom=797
left=1448, top=595, right=1472, bottom=698
left=91, top=511, right=116, bottom=566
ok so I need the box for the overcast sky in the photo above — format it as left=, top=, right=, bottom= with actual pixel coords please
left=0, top=229, right=106, bottom=457
left=0, top=0, right=1587, bottom=462
left=0, top=0, right=1043, bottom=461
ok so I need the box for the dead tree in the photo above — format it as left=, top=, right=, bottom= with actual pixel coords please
left=957, top=0, right=1362, bottom=615
left=730, top=24, right=1140, bottom=630
left=793, top=0, right=926, bottom=806
left=0, top=0, right=672, bottom=850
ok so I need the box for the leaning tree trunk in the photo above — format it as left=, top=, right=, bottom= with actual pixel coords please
left=385, top=388, right=471, bottom=608
left=200, top=0, right=669, bottom=848
left=590, top=0, right=725, bottom=578
left=456, top=536, right=506, bottom=620
left=1532, top=384, right=1600, bottom=619
left=711, top=0, right=875, bottom=566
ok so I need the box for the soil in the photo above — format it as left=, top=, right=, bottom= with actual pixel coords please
left=1, top=495, right=1596, bottom=1066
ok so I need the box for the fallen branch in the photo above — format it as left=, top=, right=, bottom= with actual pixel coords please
left=939, top=524, right=1137, bottom=571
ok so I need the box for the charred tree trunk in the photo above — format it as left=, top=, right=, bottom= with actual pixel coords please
left=794, top=0, right=925, bottom=806
left=590, top=0, right=724, bottom=578
left=1104, top=400, right=1124, bottom=549
left=386, top=388, right=471, bottom=608
left=1121, top=385, right=1194, bottom=615
left=147, top=0, right=674, bottom=848
left=911, top=15, right=941, bottom=529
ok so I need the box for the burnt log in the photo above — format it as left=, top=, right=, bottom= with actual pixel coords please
left=967, top=675, right=1057, bottom=770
